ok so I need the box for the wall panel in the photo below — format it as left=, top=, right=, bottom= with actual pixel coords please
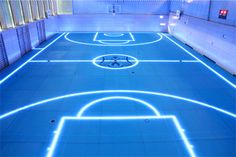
left=16, top=25, right=32, bottom=56
left=0, top=34, right=9, bottom=70
left=1, top=29, right=21, bottom=64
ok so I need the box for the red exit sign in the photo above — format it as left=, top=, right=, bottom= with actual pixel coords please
left=219, top=9, right=228, bottom=19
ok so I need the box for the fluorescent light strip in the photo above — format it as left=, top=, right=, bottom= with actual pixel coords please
left=162, top=33, right=236, bottom=89
left=0, top=33, right=66, bottom=84
left=0, top=90, right=235, bottom=120
left=29, top=60, right=199, bottom=63
left=47, top=115, right=196, bottom=157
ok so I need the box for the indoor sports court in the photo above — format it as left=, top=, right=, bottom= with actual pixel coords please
left=0, top=1, right=236, bottom=157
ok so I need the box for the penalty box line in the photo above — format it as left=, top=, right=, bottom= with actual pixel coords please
left=46, top=115, right=196, bottom=157
left=93, top=32, right=135, bottom=42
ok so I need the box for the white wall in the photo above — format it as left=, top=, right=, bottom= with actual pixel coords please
left=169, top=13, right=236, bottom=75
left=72, top=0, right=170, bottom=14
left=58, top=14, right=168, bottom=32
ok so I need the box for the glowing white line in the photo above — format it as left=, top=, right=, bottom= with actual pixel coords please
left=171, top=116, right=196, bottom=157
left=47, top=117, right=65, bottom=157
left=65, top=33, right=163, bottom=47
left=93, top=32, right=99, bottom=41
left=47, top=115, right=196, bottom=157
left=0, top=90, right=235, bottom=120
left=29, top=59, right=199, bottom=63
left=162, top=33, right=236, bottom=89
left=77, top=96, right=161, bottom=117
left=0, top=33, right=66, bottom=84
left=94, top=32, right=134, bottom=42
left=98, top=40, right=130, bottom=45
left=129, top=32, right=135, bottom=41
left=104, top=33, right=124, bottom=37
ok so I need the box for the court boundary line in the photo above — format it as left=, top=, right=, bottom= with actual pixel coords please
left=162, top=33, right=236, bottom=89
left=0, top=33, right=66, bottom=85
left=0, top=90, right=235, bottom=120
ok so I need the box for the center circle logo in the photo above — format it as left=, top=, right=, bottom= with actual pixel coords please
left=92, top=54, right=139, bottom=70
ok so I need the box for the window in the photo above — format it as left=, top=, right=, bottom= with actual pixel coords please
left=9, top=0, right=25, bottom=25
left=20, top=0, right=33, bottom=23
left=0, top=0, right=14, bottom=29
left=30, top=0, right=40, bottom=20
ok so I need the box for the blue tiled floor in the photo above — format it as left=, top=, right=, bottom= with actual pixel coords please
left=0, top=32, right=235, bottom=157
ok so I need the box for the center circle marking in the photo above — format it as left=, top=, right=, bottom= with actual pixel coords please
left=92, top=54, right=139, bottom=70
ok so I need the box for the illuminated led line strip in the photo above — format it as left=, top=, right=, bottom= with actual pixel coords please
left=162, top=33, right=236, bottom=89
left=47, top=116, right=195, bottom=157
left=94, top=32, right=134, bottom=45
left=29, top=60, right=199, bottom=63
left=77, top=96, right=161, bottom=117
left=0, top=90, right=236, bottom=120
left=47, top=96, right=195, bottom=157
left=104, top=33, right=124, bottom=37
left=0, top=33, right=66, bottom=85
left=94, top=32, right=135, bottom=42
left=98, top=40, right=131, bottom=45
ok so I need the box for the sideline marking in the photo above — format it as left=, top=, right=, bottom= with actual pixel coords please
left=162, top=33, right=236, bottom=89
left=0, top=33, right=66, bottom=84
